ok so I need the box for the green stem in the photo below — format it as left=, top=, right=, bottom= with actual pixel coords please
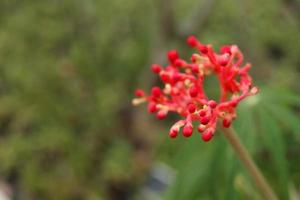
left=220, top=125, right=278, bottom=200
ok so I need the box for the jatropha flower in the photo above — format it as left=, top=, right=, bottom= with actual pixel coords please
left=133, top=36, right=258, bottom=142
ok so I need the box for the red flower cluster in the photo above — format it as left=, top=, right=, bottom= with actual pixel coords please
left=133, top=36, right=258, bottom=141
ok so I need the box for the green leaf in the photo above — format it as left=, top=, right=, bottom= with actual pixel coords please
left=261, top=87, right=300, bottom=107
left=257, top=107, right=290, bottom=200
left=264, top=102, right=300, bottom=137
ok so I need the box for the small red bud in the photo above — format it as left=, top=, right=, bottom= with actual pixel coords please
left=189, top=87, right=198, bottom=97
left=156, top=110, right=167, bottom=120
left=165, top=66, right=173, bottom=71
left=208, top=100, right=217, bottom=109
left=191, top=54, right=198, bottom=62
left=172, top=73, right=182, bottom=83
left=167, top=50, right=179, bottom=63
left=174, top=59, right=185, bottom=67
left=220, top=45, right=231, bottom=54
left=190, top=64, right=199, bottom=73
left=230, top=101, right=238, bottom=107
left=183, top=125, right=193, bottom=137
left=200, top=116, right=210, bottom=125
left=199, top=109, right=206, bottom=117
left=188, top=103, right=196, bottom=113
left=135, top=89, right=145, bottom=97
left=169, top=129, right=178, bottom=138
left=197, top=125, right=206, bottom=133
left=147, top=102, right=157, bottom=113
left=151, top=64, right=161, bottom=73
left=199, top=45, right=208, bottom=54
left=187, top=36, right=198, bottom=47
left=218, top=54, right=229, bottom=66
left=222, top=118, right=231, bottom=128
left=151, top=87, right=162, bottom=97
left=160, top=73, right=170, bottom=83
left=202, top=129, right=213, bottom=142
left=171, top=87, right=180, bottom=95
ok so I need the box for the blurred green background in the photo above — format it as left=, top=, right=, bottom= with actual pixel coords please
left=0, top=0, right=299, bottom=199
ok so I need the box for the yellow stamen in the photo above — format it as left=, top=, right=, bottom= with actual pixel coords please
left=164, top=84, right=171, bottom=94
left=132, top=98, right=146, bottom=105
left=184, top=79, right=191, bottom=86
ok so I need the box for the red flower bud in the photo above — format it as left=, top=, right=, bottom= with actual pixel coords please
left=230, top=101, right=238, bottom=107
left=190, top=64, right=199, bottom=73
left=169, top=129, right=178, bottom=138
left=218, top=54, right=230, bottom=66
left=200, top=116, right=210, bottom=125
left=151, top=64, right=161, bottom=73
left=160, top=73, right=170, bottom=83
left=187, top=35, right=198, bottom=47
left=167, top=50, right=179, bottom=63
left=189, top=86, right=198, bottom=97
left=156, top=110, right=167, bottom=120
left=172, top=73, right=182, bottom=83
left=183, top=124, right=193, bottom=137
left=208, top=100, right=217, bottom=109
left=202, top=129, right=213, bottom=142
left=220, top=45, right=231, bottom=54
left=191, top=54, right=199, bottom=62
left=135, top=89, right=145, bottom=97
left=222, top=118, right=231, bottom=128
left=199, top=45, right=208, bottom=54
left=197, top=124, right=206, bottom=133
left=188, top=103, right=196, bottom=113
left=199, top=109, right=206, bottom=117
left=151, top=87, right=162, bottom=97
left=174, top=59, right=186, bottom=67
left=147, top=102, right=157, bottom=113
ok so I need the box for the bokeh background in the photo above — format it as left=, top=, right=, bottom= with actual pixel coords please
left=0, top=0, right=299, bottom=199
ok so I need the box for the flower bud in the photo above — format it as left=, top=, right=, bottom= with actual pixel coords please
left=151, top=64, right=161, bottom=73
left=220, top=45, right=231, bottom=54
left=147, top=102, right=157, bottom=113
left=167, top=50, right=179, bottom=63
left=169, top=128, right=178, bottom=138
left=202, top=129, right=213, bottom=142
left=222, top=118, right=231, bottom=128
left=188, top=103, right=196, bottom=113
left=200, top=116, right=210, bottom=125
left=160, top=73, right=170, bottom=83
left=183, top=124, right=193, bottom=137
left=190, top=64, right=199, bottom=73
left=208, top=100, right=217, bottom=109
left=135, top=89, right=145, bottom=97
left=187, top=35, right=198, bottom=47
left=197, top=124, right=206, bottom=133
left=199, top=109, right=206, bottom=117
left=156, top=110, right=167, bottom=120
left=172, top=72, right=182, bottom=83
left=218, top=54, right=230, bottom=66
left=198, top=45, right=208, bottom=54
left=189, top=86, right=199, bottom=97
left=174, top=59, right=186, bottom=67
left=151, top=87, right=162, bottom=97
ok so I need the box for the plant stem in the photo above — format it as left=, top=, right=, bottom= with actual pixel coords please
left=220, top=125, right=278, bottom=200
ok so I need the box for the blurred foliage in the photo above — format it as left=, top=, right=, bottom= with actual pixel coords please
left=0, top=0, right=299, bottom=199
left=163, top=88, right=300, bottom=200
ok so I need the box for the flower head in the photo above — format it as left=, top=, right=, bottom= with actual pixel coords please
left=133, top=36, right=258, bottom=142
